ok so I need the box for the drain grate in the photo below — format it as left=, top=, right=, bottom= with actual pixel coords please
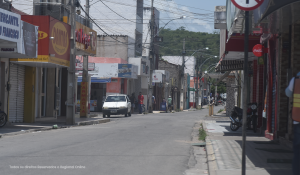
left=255, top=148, right=293, bottom=153
left=267, top=159, right=292, bottom=163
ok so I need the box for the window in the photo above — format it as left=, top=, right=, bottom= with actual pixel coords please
left=105, top=96, right=126, bottom=102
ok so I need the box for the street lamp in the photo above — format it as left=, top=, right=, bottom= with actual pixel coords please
left=191, top=47, right=209, bottom=57
left=205, top=63, right=218, bottom=72
left=154, top=16, right=186, bottom=38
left=199, top=56, right=218, bottom=69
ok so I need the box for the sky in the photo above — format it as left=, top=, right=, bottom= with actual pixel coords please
left=10, top=0, right=226, bottom=33
left=149, top=0, right=226, bottom=33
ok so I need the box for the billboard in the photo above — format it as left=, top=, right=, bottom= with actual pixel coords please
left=49, top=17, right=71, bottom=66
left=87, top=63, right=138, bottom=79
left=75, top=22, right=97, bottom=55
left=118, top=64, right=133, bottom=78
left=12, top=16, right=71, bottom=67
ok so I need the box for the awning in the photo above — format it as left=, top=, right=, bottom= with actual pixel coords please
left=77, top=77, right=111, bottom=83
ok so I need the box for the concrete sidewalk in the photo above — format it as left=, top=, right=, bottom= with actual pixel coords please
left=0, top=116, right=110, bottom=138
left=203, top=120, right=293, bottom=175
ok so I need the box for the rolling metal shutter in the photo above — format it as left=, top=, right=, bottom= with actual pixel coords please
left=9, top=64, right=25, bottom=123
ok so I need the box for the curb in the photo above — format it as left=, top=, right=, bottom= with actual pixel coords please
left=0, top=119, right=110, bottom=138
left=75, top=118, right=110, bottom=126
left=202, top=121, right=218, bottom=175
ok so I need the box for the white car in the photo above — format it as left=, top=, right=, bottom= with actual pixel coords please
left=102, top=94, right=131, bottom=118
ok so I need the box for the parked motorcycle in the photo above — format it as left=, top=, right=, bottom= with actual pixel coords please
left=229, top=103, right=258, bottom=133
left=0, top=101, right=7, bottom=128
left=215, top=100, right=225, bottom=106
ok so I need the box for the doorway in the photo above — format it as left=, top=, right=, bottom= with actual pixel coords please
left=0, top=62, right=5, bottom=112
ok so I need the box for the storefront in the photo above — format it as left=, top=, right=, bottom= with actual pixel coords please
left=10, top=15, right=70, bottom=122
left=76, top=63, right=137, bottom=112
left=128, top=57, right=150, bottom=110
left=0, top=8, right=39, bottom=122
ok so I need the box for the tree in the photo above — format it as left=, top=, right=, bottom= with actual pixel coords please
left=158, top=27, right=220, bottom=69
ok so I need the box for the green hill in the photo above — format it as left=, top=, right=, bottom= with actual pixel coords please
left=158, top=27, right=220, bottom=72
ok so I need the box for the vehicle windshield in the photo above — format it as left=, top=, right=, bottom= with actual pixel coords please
left=105, top=96, right=126, bottom=102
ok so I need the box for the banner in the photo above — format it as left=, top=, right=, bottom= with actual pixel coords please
left=21, top=21, right=38, bottom=57
left=118, top=64, right=133, bottom=78
left=80, top=82, right=88, bottom=117
left=75, top=22, right=97, bottom=55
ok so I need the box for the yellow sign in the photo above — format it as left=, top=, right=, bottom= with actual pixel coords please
left=38, top=31, right=48, bottom=40
left=80, top=82, right=88, bottom=117
left=51, top=22, right=69, bottom=56
left=11, top=55, right=70, bottom=67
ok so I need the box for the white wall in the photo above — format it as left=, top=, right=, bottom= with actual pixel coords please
left=162, top=56, right=195, bottom=76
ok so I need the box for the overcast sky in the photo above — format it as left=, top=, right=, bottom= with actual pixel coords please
left=11, top=0, right=226, bottom=33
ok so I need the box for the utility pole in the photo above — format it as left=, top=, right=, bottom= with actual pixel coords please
left=241, top=10, right=249, bottom=175
left=80, top=0, right=90, bottom=118
left=195, top=57, right=199, bottom=108
left=181, top=38, right=185, bottom=110
left=148, top=0, right=154, bottom=113
left=66, top=0, right=76, bottom=124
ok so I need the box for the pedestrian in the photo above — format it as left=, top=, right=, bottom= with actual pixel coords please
left=152, top=95, right=156, bottom=110
left=130, top=93, right=136, bottom=114
left=138, top=92, right=144, bottom=114
left=167, top=96, right=172, bottom=112
left=285, top=71, right=300, bottom=175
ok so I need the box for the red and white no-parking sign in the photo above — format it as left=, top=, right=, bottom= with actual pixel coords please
left=231, top=0, right=264, bottom=11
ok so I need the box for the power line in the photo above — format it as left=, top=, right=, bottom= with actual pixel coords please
left=78, top=3, right=150, bottom=50
left=90, top=5, right=132, bottom=34
left=97, top=0, right=137, bottom=23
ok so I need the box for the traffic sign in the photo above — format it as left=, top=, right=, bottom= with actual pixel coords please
left=231, top=0, right=264, bottom=11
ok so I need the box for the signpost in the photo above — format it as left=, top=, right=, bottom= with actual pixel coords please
left=231, top=1, right=264, bottom=175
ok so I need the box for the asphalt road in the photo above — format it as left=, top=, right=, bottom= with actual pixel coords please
left=0, top=106, right=223, bottom=175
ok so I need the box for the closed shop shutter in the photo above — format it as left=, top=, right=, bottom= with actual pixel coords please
left=9, top=64, right=25, bottom=122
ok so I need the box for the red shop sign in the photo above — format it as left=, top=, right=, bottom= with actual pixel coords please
left=253, top=44, right=264, bottom=57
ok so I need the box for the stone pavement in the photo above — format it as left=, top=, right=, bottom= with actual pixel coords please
left=203, top=115, right=293, bottom=175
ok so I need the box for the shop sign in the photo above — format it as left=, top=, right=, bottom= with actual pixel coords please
left=49, top=18, right=71, bottom=66
left=12, top=16, right=70, bottom=67
left=153, top=70, right=170, bottom=82
left=118, top=64, right=135, bottom=78
left=1, top=48, right=14, bottom=51
left=253, top=44, right=263, bottom=57
left=80, top=82, right=88, bottom=117
left=75, top=63, right=95, bottom=71
left=258, top=57, right=264, bottom=65
left=90, top=63, right=118, bottom=78
left=0, top=8, right=20, bottom=44
left=152, top=72, right=163, bottom=83
left=0, top=9, right=38, bottom=57
left=90, top=100, right=97, bottom=111
left=75, top=22, right=97, bottom=55
left=253, top=44, right=268, bottom=57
